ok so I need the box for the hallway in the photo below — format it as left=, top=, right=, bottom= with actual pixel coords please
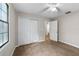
left=13, top=35, right=79, bottom=56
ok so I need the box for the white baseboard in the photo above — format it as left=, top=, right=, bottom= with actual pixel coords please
left=10, top=46, right=16, bottom=56
left=59, top=40, right=79, bottom=48
left=16, top=36, right=45, bottom=47
left=16, top=40, right=45, bottom=47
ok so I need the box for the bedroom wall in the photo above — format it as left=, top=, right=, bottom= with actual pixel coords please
left=57, top=11, right=79, bottom=48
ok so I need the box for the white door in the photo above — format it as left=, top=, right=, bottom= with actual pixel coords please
left=49, top=20, right=58, bottom=41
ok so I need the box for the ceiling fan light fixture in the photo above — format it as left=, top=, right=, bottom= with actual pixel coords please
left=46, top=3, right=60, bottom=12
left=50, top=7, right=57, bottom=12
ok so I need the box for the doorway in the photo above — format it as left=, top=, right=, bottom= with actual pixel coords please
left=49, top=20, right=58, bottom=42
left=45, top=21, right=50, bottom=41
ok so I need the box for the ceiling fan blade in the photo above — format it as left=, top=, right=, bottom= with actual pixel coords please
left=56, top=7, right=61, bottom=11
left=56, top=7, right=65, bottom=15
left=39, top=7, right=49, bottom=13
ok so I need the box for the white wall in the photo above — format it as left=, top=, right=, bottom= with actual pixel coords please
left=15, top=13, right=18, bottom=46
left=18, top=15, right=46, bottom=46
left=58, top=11, right=79, bottom=48
left=0, top=4, right=17, bottom=56
left=49, top=20, right=58, bottom=41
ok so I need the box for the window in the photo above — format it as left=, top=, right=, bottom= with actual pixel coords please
left=0, top=3, right=9, bottom=48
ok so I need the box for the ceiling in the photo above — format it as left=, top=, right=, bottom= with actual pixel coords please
left=13, top=3, right=79, bottom=19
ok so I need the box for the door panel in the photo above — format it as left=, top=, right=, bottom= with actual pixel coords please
left=49, top=20, right=58, bottom=41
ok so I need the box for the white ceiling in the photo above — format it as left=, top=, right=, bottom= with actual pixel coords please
left=13, top=3, right=79, bottom=19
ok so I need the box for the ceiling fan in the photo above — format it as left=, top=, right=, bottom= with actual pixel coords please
left=40, top=3, right=61, bottom=13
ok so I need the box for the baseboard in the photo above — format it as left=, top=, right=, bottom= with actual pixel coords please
left=59, top=40, right=79, bottom=48
left=16, top=40, right=45, bottom=48
left=10, top=46, right=16, bottom=56
left=16, top=35, right=45, bottom=48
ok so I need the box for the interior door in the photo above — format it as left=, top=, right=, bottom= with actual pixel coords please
left=49, top=20, right=58, bottom=41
